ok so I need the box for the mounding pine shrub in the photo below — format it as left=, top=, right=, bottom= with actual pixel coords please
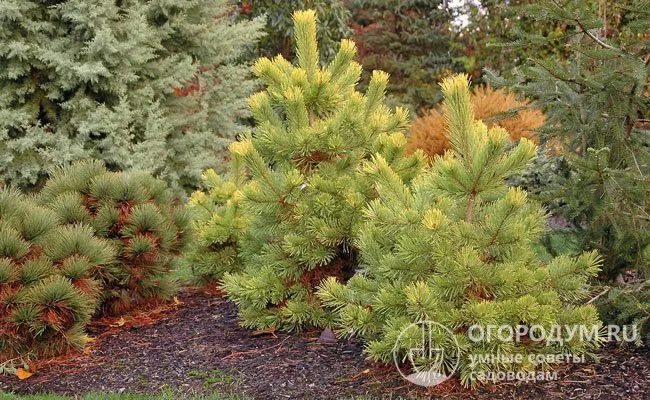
left=37, top=161, right=190, bottom=314
left=0, top=188, right=114, bottom=359
left=219, top=10, right=425, bottom=331
left=318, top=75, right=602, bottom=387
left=407, top=85, right=544, bottom=158
left=183, top=156, right=249, bottom=284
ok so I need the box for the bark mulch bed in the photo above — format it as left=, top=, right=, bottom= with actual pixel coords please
left=1, top=289, right=649, bottom=400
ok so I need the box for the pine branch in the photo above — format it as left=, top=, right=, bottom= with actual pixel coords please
left=465, top=191, right=476, bottom=224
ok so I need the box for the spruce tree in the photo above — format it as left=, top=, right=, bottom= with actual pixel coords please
left=347, top=0, right=457, bottom=111
left=487, top=0, right=650, bottom=277
left=220, top=10, right=425, bottom=331
left=318, top=75, right=602, bottom=386
left=0, top=188, right=114, bottom=359
left=37, top=161, right=190, bottom=314
left=0, top=0, right=264, bottom=192
left=456, top=0, right=574, bottom=77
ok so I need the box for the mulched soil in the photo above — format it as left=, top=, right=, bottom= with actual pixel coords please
left=1, top=289, right=649, bottom=400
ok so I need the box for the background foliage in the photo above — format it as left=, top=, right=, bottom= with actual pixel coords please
left=454, top=0, right=575, bottom=78
left=0, top=0, right=264, bottom=193
left=346, top=0, right=458, bottom=112
left=235, top=0, right=351, bottom=63
left=488, top=0, right=650, bottom=278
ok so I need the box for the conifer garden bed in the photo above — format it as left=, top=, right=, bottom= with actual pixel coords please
left=1, top=2, right=648, bottom=399
left=1, top=289, right=648, bottom=400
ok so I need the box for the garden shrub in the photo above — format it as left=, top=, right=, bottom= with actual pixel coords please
left=407, top=85, right=544, bottom=158
left=37, top=161, right=190, bottom=314
left=220, top=10, right=425, bottom=331
left=183, top=156, right=249, bottom=284
left=0, top=188, right=114, bottom=359
left=318, top=74, right=602, bottom=387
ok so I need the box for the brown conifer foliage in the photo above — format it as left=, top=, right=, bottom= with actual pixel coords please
left=407, top=86, right=544, bottom=158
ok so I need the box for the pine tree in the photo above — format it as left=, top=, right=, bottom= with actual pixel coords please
left=220, top=10, right=425, bottom=331
left=183, top=155, right=249, bottom=284
left=487, top=0, right=650, bottom=278
left=347, top=0, right=457, bottom=112
left=36, top=161, right=190, bottom=314
left=0, top=0, right=264, bottom=192
left=0, top=188, right=114, bottom=359
left=318, top=75, right=602, bottom=386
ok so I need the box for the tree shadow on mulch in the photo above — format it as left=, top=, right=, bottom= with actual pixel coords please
left=1, top=290, right=649, bottom=400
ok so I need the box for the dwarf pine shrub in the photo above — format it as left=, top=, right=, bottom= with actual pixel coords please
left=37, top=161, right=190, bottom=314
left=318, top=75, right=602, bottom=387
left=0, top=188, right=114, bottom=359
left=219, top=10, right=425, bottom=331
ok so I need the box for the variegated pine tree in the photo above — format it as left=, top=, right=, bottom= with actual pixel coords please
left=220, top=10, right=425, bottom=331
left=318, top=75, right=602, bottom=386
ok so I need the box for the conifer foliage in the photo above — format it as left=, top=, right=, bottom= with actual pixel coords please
left=318, top=75, right=602, bottom=386
left=37, top=161, right=190, bottom=314
left=348, top=0, right=457, bottom=111
left=0, top=0, right=264, bottom=192
left=597, top=280, right=650, bottom=346
left=407, top=85, right=544, bottom=158
left=220, top=10, right=425, bottom=331
left=487, top=0, right=649, bottom=277
left=183, top=156, right=249, bottom=284
left=235, top=0, right=351, bottom=64
left=0, top=189, right=114, bottom=359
